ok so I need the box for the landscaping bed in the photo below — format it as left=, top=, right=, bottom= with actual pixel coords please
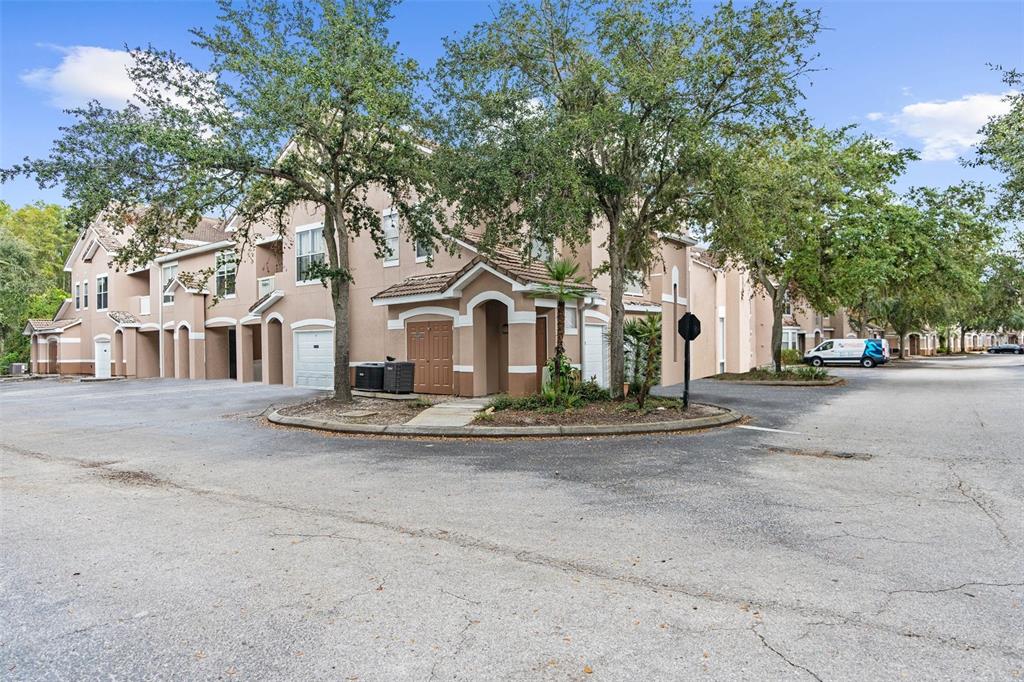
left=713, top=366, right=838, bottom=384
left=478, top=396, right=724, bottom=427
left=277, top=395, right=437, bottom=425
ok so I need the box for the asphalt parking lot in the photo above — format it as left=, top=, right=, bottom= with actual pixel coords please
left=2, top=354, right=1022, bottom=680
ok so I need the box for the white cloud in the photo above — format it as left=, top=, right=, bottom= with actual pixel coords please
left=889, top=92, right=1012, bottom=161
left=865, top=112, right=884, bottom=121
left=21, top=45, right=136, bottom=109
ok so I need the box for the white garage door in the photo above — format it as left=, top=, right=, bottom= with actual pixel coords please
left=583, top=324, right=608, bottom=388
left=294, top=330, right=333, bottom=390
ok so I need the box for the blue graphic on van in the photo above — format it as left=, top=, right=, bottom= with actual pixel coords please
left=864, top=339, right=885, bottom=359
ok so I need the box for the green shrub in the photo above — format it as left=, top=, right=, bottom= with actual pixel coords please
left=792, top=365, right=829, bottom=381
left=780, top=348, right=803, bottom=366
left=577, top=379, right=610, bottom=402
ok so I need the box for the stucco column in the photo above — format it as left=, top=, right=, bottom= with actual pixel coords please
left=507, top=321, right=537, bottom=396
left=237, top=323, right=255, bottom=383
left=124, top=329, right=138, bottom=378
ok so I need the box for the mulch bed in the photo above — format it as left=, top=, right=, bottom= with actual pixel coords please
left=713, top=369, right=831, bottom=382
left=480, top=400, right=724, bottom=427
left=278, top=396, right=438, bottom=425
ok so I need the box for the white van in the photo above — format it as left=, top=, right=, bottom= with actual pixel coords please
left=804, top=338, right=890, bottom=368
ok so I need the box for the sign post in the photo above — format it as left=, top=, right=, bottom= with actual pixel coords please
left=677, top=313, right=701, bottom=408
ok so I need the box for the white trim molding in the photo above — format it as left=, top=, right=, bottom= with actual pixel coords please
left=290, top=318, right=335, bottom=330
left=661, top=293, right=689, bottom=306
left=239, top=314, right=262, bottom=326
left=459, top=290, right=535, bottom=327
left=59, top=338, right=81, bottom=344
left=387, top=306, right=461, bottom=330
left=189, top=332, right=205, bottom=340
left=584, top=310, right=610, bottom=323
left=139, top=323, right=160, bottom=331
left=453, top=365, right=473, bottom=373
left=93, top=333, right=111, bottom=341
left=266, top=312, right=285, bottom=325
left=205, top=317, right=238, bottom=328
left=508, top=365, right=537, bottom=374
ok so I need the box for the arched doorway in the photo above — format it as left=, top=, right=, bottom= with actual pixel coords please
left=265, top=318, right=283, bottom=384
left=909, top=334, right=920, bottom=356
left=113, top=330, right=125, bottom=376
left=137, top=329, right=160, bottom=378
left=473, top=299, right=509, bottom=395
left=47, top=338, right=59, bottom=374
left=176, top=325, right=191, bottom=379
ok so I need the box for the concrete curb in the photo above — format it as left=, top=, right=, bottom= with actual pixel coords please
left=267, top=403, right=743, bottom=438
left=711, top=376, right=844, bottom=387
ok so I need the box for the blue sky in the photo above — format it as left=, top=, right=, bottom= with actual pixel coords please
left=1, top=0, right=1022, bottom=208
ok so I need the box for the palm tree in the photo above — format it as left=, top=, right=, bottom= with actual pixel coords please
left=528, top=257, right=590, bottom=391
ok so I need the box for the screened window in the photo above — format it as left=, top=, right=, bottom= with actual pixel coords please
left=215, top=251, right=237, bottom=297
left=564, top=306, right=578, bottom=333
left=75, top=283, right=81, bottom=309
left=531, top=238, right=552, bottom=262
left=415, top=239, right=432, bottom=262
left=96, top=275, right=108, bottom=310
left=382, top=210, right=399, bottom=265
left=624, top=271, right=645, bottom=296
left=162, top=263, right=178, bottom=304
left=296, top=226, right=325, bottom=283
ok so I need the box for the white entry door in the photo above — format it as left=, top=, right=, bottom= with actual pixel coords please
left=294, top=330, right=333, bottom=389
left=583, top=324, right=608, bottom=388
left=94, top=339, right=111, bottom=379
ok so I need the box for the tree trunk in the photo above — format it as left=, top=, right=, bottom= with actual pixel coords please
left=898, top=330, right=908, bottom=359
left=771, top=293, right=785, bottom=373
left=607, top=227, right=625, bottom=399
left=323, top=209, right=352, bottom=402
left=960, top=327, right=967, bottom=354
left=555, top=300, right=566, bottom=390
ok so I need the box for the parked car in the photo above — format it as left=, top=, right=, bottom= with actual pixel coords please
left=804, top=338, right=890, bottom=368
left=986, top=343, right=1024, bottom=354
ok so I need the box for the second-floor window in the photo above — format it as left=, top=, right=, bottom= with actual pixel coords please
left=75, top=283, right=81, bottom=309
left=82, top=280, right=88, bottom=308
left=296, top=225, right=325, bottom=283
left=162, top=263, right=178, bottom=305
left=382, top=210, right=399, bottom=266
left=415, top=240, right=431, bottom=262
left=96, top=275, right=108, bottom=310
left=531, top=238, right=552, bottom=262
left=215, top=251, right=237, bottom=297
left=624, top=271, right=645, bottom=297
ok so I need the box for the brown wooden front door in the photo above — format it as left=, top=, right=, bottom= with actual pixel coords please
left=407, top=321, right=453, bottom=394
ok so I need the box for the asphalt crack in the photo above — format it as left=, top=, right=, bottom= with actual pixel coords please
left=948, top=465, right=1012, bottom=545
left=752, top=625, right=823, bottom=681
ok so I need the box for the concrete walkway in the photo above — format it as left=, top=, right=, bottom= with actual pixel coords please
left=404, top=397, right=489, bottom=427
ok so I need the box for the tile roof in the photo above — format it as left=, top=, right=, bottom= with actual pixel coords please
left=107, top=311, right=140, bottom=326
left=624, top=298, right=662, bottom=309
left=460, top=234, right=596, bottom=290
left=24, top=318, right=80, bottom=333
left=692, top=248, right=722, bottom=269
left=177, top=216, right=230, bottom=244
left=372, top=271, right=459, bottom=300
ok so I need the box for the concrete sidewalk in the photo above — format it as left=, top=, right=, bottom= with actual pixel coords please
left=404, top=397, right=489, bottom=427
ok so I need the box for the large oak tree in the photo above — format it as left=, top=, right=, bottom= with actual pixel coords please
left=3, top=0, right=440, bottom=400
left=432, top=0, right=822, bottom=397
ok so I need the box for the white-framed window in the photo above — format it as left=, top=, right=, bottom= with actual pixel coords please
left=382, top=209, right=399, bottom=266
left=782, top=329, right=800, bottom=350
left=162, top=263, right=178, bottom=305
left=564, top=306, right=578, bottom=334
left=215, top=250, right=237, bottom=298
left=82, top=280, right=88, bottom=308
left=96, top=275, right=108, bottom=310
left=415, top=239, right=431, bottom=263
left=783, top=293, right=793, bottom=316
left=74, top=283, right=81, bottom=310
left=296, top=224, right=326, bottom=283
left=531, top=237, right=552, bottom=262
left=624, top=271, right=645, bottom=297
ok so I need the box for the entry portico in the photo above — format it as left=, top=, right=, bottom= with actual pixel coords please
left=372, top=249, right=599, bottom=397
